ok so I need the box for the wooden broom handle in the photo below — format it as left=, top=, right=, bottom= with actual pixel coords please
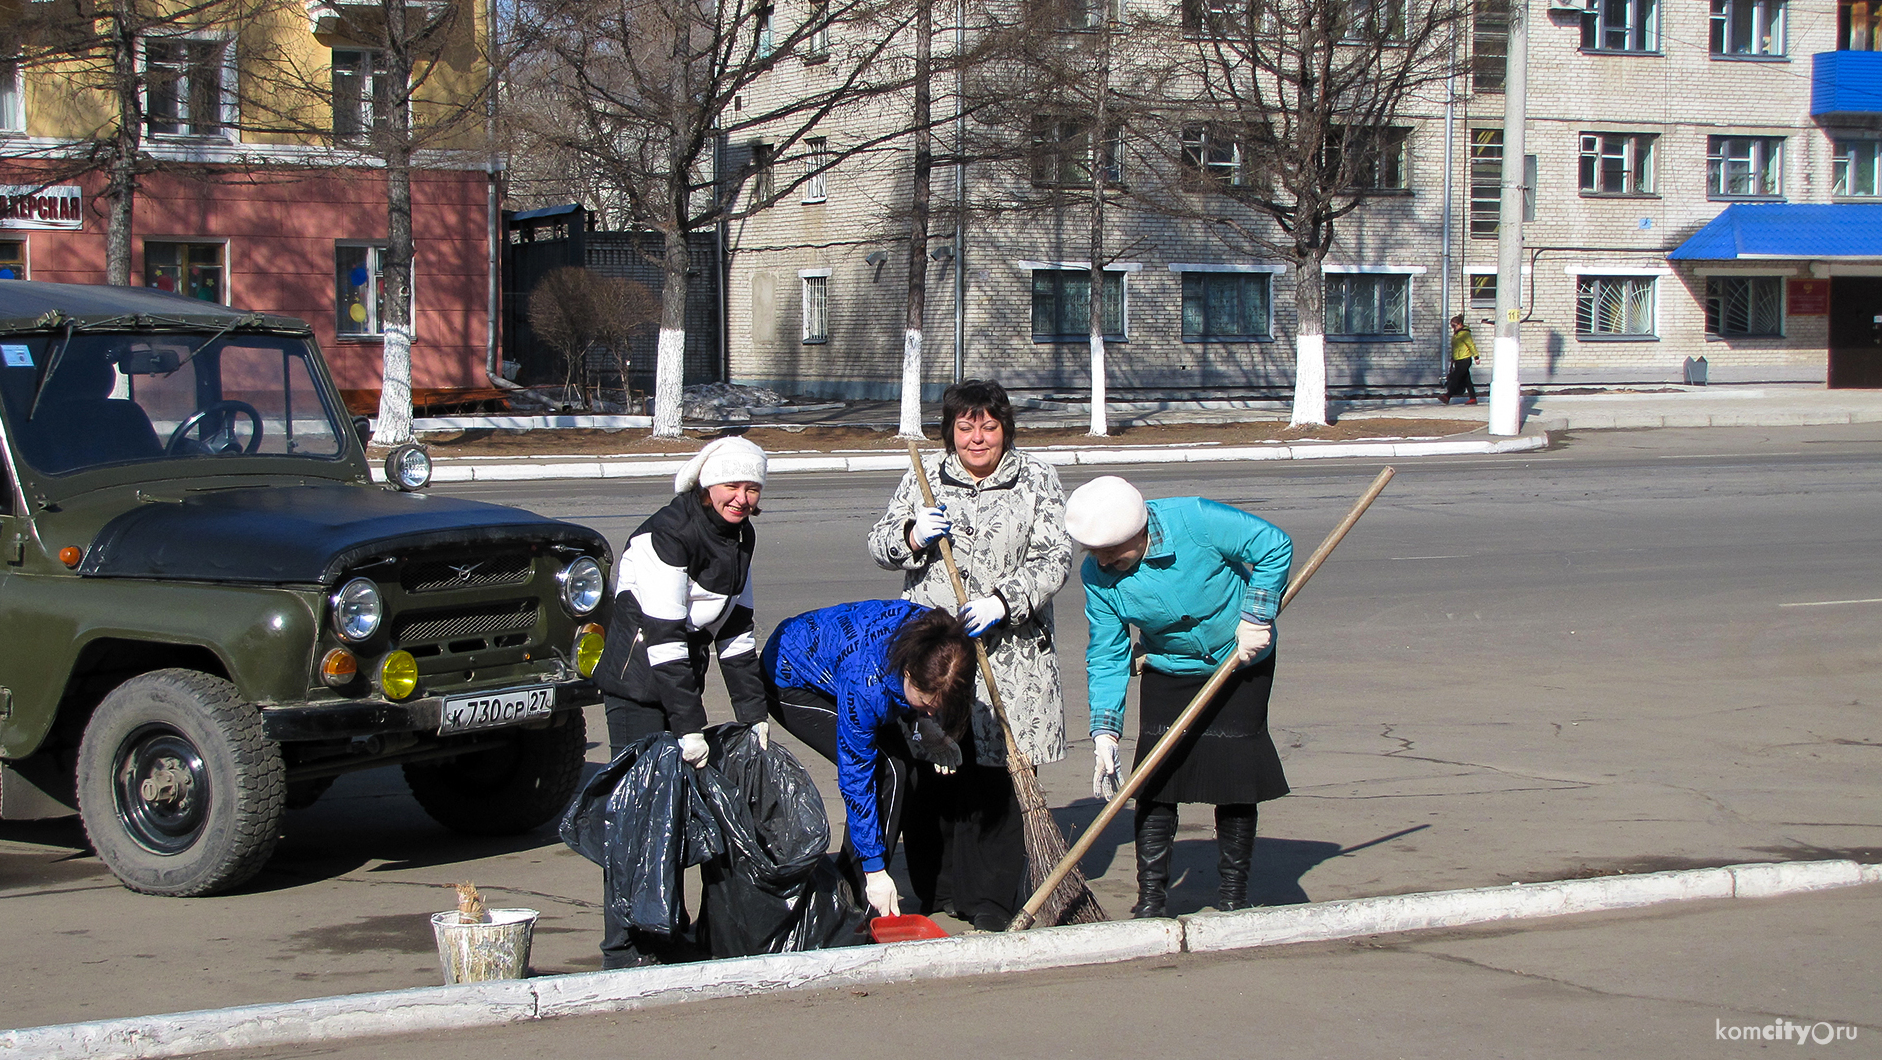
left=1012, top=465, right=1396, bottom=928
left=905, top=442, right=1030, bottom=766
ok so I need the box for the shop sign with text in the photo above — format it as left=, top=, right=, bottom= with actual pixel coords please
left=1, top=186, right=84, bottom=230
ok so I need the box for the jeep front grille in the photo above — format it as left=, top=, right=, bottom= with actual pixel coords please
left=392, top=599, right=539, bottom=644
left=400, top=552, right=534, bottom=593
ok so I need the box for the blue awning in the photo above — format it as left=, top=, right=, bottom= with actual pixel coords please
left=1669, top=203, right=1882, bottom=260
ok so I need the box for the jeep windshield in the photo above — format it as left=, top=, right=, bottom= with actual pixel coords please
left=0, top=332, right=347, bottom=475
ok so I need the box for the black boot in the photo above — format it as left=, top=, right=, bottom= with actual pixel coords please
left=1215, top=804, right=1256, bottom=911
left=1131, top=802, right=1177, bottom=918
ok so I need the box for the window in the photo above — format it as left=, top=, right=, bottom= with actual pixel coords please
left=757, top=6, right=775, bottom=55
left=1473, top=0, right=1510, bottom=92
left=146, top=37, right=231, bottom=137
left=145, top=242, right=224, bottom=302
left=0, top=240, right=23, bottom=279
left=805, top=0, right=830, bottom=58
left=1342, top=0, right=1405, bottom=40
left=1034, top=0, right=1119, bottom=30
left=1707, top=136, right=1782, bottom=198
left=1468, top=273, right=1497, bottom=306
left=336, top=244, right=387, bottom=336
left=1705, top=276, right=1782, bottom=336
left=802, top=137, right=828, bottom=202
left=332, top=49, right=390, bottom=141
left=1470, top=129, right=1502, bottom=237
left=1579, top=132, right=1655, bottom=194
left=1841, top=0, right=1881, bottom=50
left=1031, top=116, right=1119, bottom=186
left=1181, top=272, right=1270, bottom=340
left=1331, top=126, right=1409, bottom=190
left=1575, top=275, right=1655, bottom=336
left=748, top=142, right=776, bottom=206
left=1031, top=270, right=1124, bottom=340
left=1183, top=0, right=1256, bottom=36
left=0, top=58, right=22, bottom=133
left=801, top=274, right=828, bottom=343
left=1833, top=140, right=1881, bottom=196
left=1325, top=274, right=1409, bottom=337
left=1181, top=125, right=1249, bottom=188
left=1582, top=0, right=1657, bottom=51
left=1711, top=0, right=1784, bottom=55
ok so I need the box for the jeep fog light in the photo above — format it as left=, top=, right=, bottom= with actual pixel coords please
left=379, top=651, right=419, bottom=700
left=385, top=444, right=432, bottom=491
left=332, top=577, right=382, bottom=641
left=573, top=623, right=605, bottom=677
left=320, top=648, right=359, bottom=687
left=559, top=556, right=605, bottom=615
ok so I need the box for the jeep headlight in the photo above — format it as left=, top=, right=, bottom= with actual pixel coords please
left=558, top=556, right=605, bottom=616
left=332, top=577, right=383, bottom=642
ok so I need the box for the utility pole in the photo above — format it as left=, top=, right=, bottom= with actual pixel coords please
left=1489, top=0, right=1527, bottom=436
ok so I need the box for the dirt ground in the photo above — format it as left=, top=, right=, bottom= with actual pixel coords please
left=405, top=417, right=1484, bottom=458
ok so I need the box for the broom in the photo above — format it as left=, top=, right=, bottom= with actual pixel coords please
left=1009, top=465, right=1397, bottom=930
left=905, top=442, right=1106, bottom=927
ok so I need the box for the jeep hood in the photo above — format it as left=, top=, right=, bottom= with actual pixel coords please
left=77, top=483, right=609, bottom=584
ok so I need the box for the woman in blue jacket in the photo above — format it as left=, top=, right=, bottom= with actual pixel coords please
left=763, top=600, right=975, bottom=919
left=1064, top=475, right=1294, bottom=918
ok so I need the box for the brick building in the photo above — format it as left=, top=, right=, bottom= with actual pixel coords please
left=725, top=0, right=1882, bottom=400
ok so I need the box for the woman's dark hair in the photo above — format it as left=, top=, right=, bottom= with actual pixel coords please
left=940, top=379, right=1016, bottom=456
left=1451, top=314, right=1467, bottom=327
left=887, top=607, right=976, bottom=740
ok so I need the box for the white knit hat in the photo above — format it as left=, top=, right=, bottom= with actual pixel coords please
left=1063, top=475, right=1147, bottom=548
left=674, top=436, right=768, bottom=494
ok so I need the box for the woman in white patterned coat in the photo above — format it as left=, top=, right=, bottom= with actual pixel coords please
left=866, top=379, right=1072, bottom=931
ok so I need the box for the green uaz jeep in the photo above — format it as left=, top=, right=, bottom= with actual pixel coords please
left=0, top=282, right=611, bottom=896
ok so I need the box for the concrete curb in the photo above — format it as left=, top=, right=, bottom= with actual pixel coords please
left=371, top=435, right=1551, bottom=485
left=4, top=860, right=1871, bottom=1060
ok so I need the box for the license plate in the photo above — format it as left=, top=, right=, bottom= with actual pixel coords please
left=439, top=685, right=554, bottom=735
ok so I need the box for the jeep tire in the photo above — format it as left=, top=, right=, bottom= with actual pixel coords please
left=403, top=712, right=586, bottom=835
left=75, top=670, right=287, bottom=897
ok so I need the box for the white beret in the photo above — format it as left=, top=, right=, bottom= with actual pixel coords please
left=674, top=436, right=768, bottom=494
left=1064, top=475, right=1147, bottom=548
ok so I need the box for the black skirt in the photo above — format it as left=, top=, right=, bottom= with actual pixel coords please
left=1133, top=653, right=1289, bottom=806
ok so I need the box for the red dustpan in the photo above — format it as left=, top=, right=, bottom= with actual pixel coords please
left=869, top=914, right=949, bottom=943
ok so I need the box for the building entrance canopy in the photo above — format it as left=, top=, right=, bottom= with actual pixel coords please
left=1668, top=204, right=1882, bottom=262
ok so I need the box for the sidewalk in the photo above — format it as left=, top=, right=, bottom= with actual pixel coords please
left=383, top=384, right=1882, bottom=485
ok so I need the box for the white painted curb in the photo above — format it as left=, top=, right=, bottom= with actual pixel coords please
left=8, top=861, right=1861, bottom=1060
left=368, top=435, right=1549, bottom=484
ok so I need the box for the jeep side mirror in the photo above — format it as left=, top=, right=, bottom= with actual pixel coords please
left=352, top=416, right=371, bottom=448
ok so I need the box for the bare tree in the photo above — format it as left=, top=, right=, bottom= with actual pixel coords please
left=1141, top=0, right=1468, bottom=425
left=514, top=0, right=919, bottom=437
left=527, top=265, right=657, bottom=407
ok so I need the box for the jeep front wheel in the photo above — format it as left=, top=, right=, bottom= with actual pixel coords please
left=404, top=712, right=586, bottom=835
left=76, top=670, right=286, bottom=897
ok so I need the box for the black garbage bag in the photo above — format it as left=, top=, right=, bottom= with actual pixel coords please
left=561, top=732, right=724, bottom=937
left=693, top=723, right=872, bottom=957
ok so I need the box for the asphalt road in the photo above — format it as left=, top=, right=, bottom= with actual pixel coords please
left=3, top=423, right=1879, bottom=1033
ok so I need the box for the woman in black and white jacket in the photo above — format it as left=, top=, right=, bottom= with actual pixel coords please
left=589, top=435, right=769, bottom=967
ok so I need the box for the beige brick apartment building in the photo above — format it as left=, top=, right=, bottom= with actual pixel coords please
left=725, top=0, right=1882, bottom=400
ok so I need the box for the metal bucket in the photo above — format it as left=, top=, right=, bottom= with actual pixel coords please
left=430, top=908, right=539, bottom=985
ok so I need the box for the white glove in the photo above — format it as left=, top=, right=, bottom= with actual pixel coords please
left=1232, top=619, right=1273, bottom=666
left=753, top=721, right=769, bottom=749
left=908, top=505, right=951, bottom=550
left=961, top=596, right=1005, bottom=637
left=678, top=732, right=709, bottom=767
left=864, top=870, right=902, bottom=917
left=1092, top=732, right=1122, bottom=800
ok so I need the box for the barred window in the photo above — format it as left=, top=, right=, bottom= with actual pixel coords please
left=1705, top=276, right=1782, bottom=336
left=1326, top=274, right=1409, bottom=337
left=801, top=274, right=828, bottom=342
left=1181, top=272, right=1270, bottom=340
left=1470, top=129, right=1502, bottom=238
left=1576, top=275, right=1655, bottom=337
left=1032, top=270, right=1124, bottom=340
left=803, top=137, right=829, bottom=202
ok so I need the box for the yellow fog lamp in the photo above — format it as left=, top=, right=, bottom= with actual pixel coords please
left=379, top=650, right=420, bottom=700
left=573, top=623, right=605, bottom=678
left=320, top=648, right=359, bottom=688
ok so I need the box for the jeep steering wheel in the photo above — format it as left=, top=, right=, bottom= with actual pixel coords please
left=165, top=400, right=265, bottom=456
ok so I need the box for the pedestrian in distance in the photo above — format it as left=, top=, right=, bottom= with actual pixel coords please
left=1065, top=475, right=1293, bottom=918
left=762, top=600, right=977, bottom=920
left=1443, top=313, right=1480, bottom=406
left=588, top=435, right=771, bottom=968
left=867, top=379, right=1074, bottom=931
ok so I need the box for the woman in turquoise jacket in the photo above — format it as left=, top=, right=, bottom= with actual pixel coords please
left=1065, top=475, right=1293, bottom=918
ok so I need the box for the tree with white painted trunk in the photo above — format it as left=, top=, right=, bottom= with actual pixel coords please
left=1133, top=0, right=1466, bottom=426
left=896, top=0, right=936, bottom=440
